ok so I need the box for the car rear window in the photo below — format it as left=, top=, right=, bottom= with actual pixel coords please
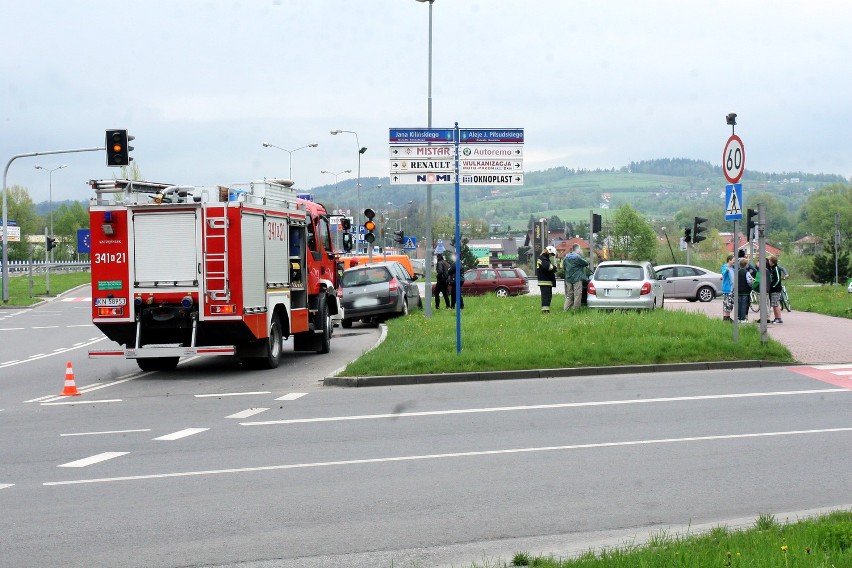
left=342, top=267, right=391, bottom=286
left=497, top=269, right=518, bottom=279
left=595, top=265, right=644, bottom=281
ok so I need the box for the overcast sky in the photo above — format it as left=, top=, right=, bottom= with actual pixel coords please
left=3, top=0, right=851, bottom=203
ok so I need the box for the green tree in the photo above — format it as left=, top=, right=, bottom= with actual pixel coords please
left=609, top=204, right=657, bottom=262
left=4, top=185, right=39, bottom=261
left=798, top=184, right=851, bottom=250
left=811, top=241, right=850, bottom=284
left=52, top=202, right=89, bottom=260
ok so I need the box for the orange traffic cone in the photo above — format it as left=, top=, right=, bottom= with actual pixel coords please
left=60, top=362, right=81, bottom=396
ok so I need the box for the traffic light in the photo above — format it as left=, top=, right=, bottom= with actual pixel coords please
left=693, top=217, right=708, bottom=244
left=746, top=208, right=757, bottom=240
left=105, top=129, right=134, bottom=166
left=342, top=232, right=353, bottom=252
left=363, top=208, right=376, bottom=243
left=394, top=230, right=405, bottom=244
left=341, top=218, right=351, bottom=232
left=684, top=227, right=692, bottom=244
left=592, top=213, right=602, bottom=233
left=46, top=237, right=57, bottom=251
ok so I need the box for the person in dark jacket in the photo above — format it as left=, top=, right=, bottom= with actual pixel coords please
left=767, top=255, right=784, bottom=324
left=736, top=257, right=754, bottom=322
left=448, top=256, right=464, bottom=309
left=433, top=254, right=451, bottom=309
left=536, top=246, right=557, bottom=313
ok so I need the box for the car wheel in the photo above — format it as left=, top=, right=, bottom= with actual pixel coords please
left=495, top=287, right=510, bottom=298
left=697, top=286, right=714, bottom=302
left=402, top=295, right=409, bottom=316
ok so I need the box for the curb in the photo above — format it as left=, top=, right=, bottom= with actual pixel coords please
left=323, top=359, right=789, bottom=388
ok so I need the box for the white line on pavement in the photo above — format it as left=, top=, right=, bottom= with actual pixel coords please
left=154, top=428, right=209, bottom=441
left=195, top=391, right=271, bottom=398
left=0, top=336, right=107, bottom=369
left=275, top=392, right=308, bottom=401
left=41, top=399, right=122, bottom=406
left=61, top=429, right=152, bottom=437
left=43, top=427, right=852, bottom=486
left=0, top=328, right=25, bottom=332
left=58, top=452, right=129, bottom=468
left=33, top=326, right=59, bottom=329
left=226, top=408, right=270, bottom=419
left=0, top=483, right=14, bottom=491
left=241, top=388, right=850, bottom=427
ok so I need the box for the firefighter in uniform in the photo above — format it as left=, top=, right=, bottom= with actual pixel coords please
left=536, top=245, right=558, bottom=313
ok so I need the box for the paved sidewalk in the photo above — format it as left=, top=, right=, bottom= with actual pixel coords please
left=664, top=299, right=852, bottom=364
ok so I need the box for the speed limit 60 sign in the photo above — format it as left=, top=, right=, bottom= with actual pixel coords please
left=723, top=134, right=745, bottom=183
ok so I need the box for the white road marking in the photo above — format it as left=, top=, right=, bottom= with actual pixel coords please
left=66, top=324, right=94, bottom=328
left=0, top=336, right=107, bottom=369
left=33, top=326, right=59, bottom=329
left=41, top=399, right=122, bottom=406
left=58, top=452, right=129, bottom=468
left=226, top=408, right=270, bottom=419
left=154, top=428, right=209, bottom=441
left=61, top=429, right=151, bottom=437
left=194, top=391, right=271, bottom=398
left=242, top=388, right=850, bottom=427
left=0, top=483, right=14, bottom=491
left=1, top=360, right=21, bottom=365
left=44, top=427, right=852, bottom=486
left=24, top=394, right=58, bottom=403
left=275, top=392, right=308, bottom=401
left=28, top=353, right=47, bottom=358
left=0, top=328, right=25, bottom=331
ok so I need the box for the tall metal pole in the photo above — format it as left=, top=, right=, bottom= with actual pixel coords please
left=35, top=164, right=67, bottom=295
left=418, top=0, right=435, bottom=318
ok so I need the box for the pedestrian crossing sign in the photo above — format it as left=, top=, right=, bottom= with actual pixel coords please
left=403, top=237, right=417, bottom=251
left=725, top=183, right=743, bottom=220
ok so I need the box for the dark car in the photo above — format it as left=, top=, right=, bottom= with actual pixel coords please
left=338, top=261, right=421, bottom=328
left=434, top=267, right=529, bottom=297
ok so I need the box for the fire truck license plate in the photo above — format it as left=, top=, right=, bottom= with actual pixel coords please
left=94, top=298, right=127, bottom=306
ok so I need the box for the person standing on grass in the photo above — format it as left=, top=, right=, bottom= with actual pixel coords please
left=448, top=255, right=464, bottom=310
left=562, top=244, right=589, bottom=311
left=736, top=256, right=752, bottom=322
left=536, top=245, right=557, bottom=313
left=767, top=255, right=784, bottom=324
left=433, top=254, right=451, bottom=309
left=721, top=254, right=735, bottom=321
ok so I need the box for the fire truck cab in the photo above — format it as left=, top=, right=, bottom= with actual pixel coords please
left=88, top=178, right=339, bottom=371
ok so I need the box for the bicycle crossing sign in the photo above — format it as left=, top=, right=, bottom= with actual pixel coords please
left=725, top=183, right=744, bottom=220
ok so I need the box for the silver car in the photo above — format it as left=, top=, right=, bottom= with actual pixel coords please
left=654, top=263, right=721, bottom=302
left=587, top=260, right=664, bottom=310
left=338, top=261, right=421, bottom=328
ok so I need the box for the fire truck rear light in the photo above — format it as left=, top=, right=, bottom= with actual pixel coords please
left=97, top=307, right=124, bottom=317
left=211, top=305, right=236, bottom=314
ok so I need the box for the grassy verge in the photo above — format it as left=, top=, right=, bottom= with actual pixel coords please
left=787, top=283, right=852, bottom=319
left=498, top=511, right=852, bottom=568
left=339, top=295, right=793, bottom=376
left=1, top=271, right=91, bottom=306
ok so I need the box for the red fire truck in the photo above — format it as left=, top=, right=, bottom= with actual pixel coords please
left=87, top=178, right=339, bottom=371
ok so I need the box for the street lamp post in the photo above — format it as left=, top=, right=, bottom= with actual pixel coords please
left=261, top=142, right=318, bottom=183
left=320, top=169, right=352, bottom=189
left=416, top=0, right=435, bottom=317
left=330, top=130, right=366, bottom=251
left=34, top=164, right=67, bottom=295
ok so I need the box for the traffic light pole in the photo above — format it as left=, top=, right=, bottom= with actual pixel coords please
left=3, top=146, right=104, bottom=303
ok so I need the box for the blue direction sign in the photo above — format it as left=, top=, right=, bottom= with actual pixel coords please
left=403, top=236, right=417, bottom=251
left=459, top=128, right=524, bottom=144
left=725, top=183, right=744, bottom=220
left=389, top=128, right=455, bottom=144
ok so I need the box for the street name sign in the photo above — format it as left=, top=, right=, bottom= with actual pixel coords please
left=459, top=129, right=524, bottom=144
left=389, top=128, right=454, bottom=144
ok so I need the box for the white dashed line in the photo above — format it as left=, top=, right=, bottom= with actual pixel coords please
left=33, top=326, right=59, bottom=329
left=61, top=429, right=151, bottom=437
left=194, top=391, right=271, bottom=398
left=41, top=399, right=122, bottom=406
left=0, top=483, right=14, bottom=491
left=276, top=392, right=308, bottom=401
left=154, top=428, right=209, bottom=441
left=226, top=408, right=270, bottom=419
left=58, top=452, right=129, bottom=468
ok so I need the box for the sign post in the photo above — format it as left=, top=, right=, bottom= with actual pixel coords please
left=723, top=119, right=745, bottom=341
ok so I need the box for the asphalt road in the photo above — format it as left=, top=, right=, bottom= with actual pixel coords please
left=1, top=287, right=850, bottom=568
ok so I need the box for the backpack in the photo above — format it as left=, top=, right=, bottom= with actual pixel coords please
left=747, top=270, right=760, bottom=291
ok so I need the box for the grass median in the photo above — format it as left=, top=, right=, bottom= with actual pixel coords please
left=788, top=283, right=852, bottom=319
left=1, top=271, right=91, bottom=306
left=338, top=295, right=793, bottom=377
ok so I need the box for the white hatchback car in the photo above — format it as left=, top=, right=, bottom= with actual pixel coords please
left=587, top=260, right=664, bottom=310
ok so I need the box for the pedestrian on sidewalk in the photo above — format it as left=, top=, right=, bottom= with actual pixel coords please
left=767, top=255, right=784, bottom=324
left=433, top=254, right=451, bottom=309
left=720, top=254, right=735, bottom=321
left=536, top=246, right=557, bottom=313
left=562, top=244, right=589, bottom=311
left=736, top=257, right=753, bottom=322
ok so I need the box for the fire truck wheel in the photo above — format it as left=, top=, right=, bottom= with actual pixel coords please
left=316, top=296, right=331, bottom=354
left=261, top=314, right=283, bottom=369
left=136, top=357, right=179, bottom=372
